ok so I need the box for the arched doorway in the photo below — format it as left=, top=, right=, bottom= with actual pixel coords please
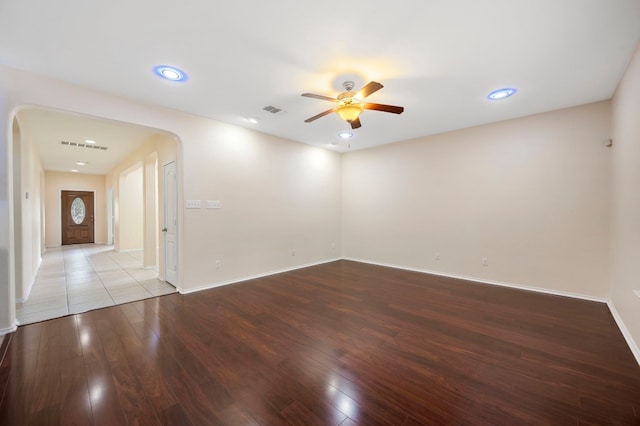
left=11, top=107, right=180, bottom=324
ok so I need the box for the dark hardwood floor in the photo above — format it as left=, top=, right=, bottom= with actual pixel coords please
left=1, top=260, right=639, bottom=425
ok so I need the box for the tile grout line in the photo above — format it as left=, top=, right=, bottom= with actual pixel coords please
left=18, top=244, right=174, bottom=324
left=108, top=249, right=156, bottom=299
left=84, top=245, right=117, bottom=307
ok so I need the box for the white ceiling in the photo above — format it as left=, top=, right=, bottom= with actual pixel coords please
left=17, top=109, right=160, bottom=175
left=1, top=0, right=640, bottom=159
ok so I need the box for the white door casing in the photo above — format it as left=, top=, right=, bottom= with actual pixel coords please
left=163, top=161, right=178, bottom=285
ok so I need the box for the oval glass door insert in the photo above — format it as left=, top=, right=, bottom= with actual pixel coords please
left=71, top=197, right=86, bottom=224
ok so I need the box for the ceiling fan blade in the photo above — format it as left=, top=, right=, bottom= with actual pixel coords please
left=363, top=103, right=404, bottom=114
left=304, top=108, right=336, bottom=123
left=356, top=81, right=384, bottom=99
left=350, top=117, right=362, bottom=129
left=301, top=93, right=337, bottom=102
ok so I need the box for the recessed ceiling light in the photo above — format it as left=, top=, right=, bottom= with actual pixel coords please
left=85, top=139, right=96, bottom=144
left=338, top=131, right=353, bottom=139
left=247, top=117, right=258, bottom=124
left=76, top=161, right=88, bottom=166
left=487, top=88, right=518, bottom=100
left=71, top=169, right=79, bottom=173
left=153, top=65, right=188, bottom=82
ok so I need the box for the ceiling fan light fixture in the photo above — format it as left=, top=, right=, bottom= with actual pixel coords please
left=302, top=81, right=402, bottom=128
left=336, top=103, right=363, bottom=123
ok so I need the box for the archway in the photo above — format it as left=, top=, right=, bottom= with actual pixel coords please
left=11, top=106, right=180, bottom=324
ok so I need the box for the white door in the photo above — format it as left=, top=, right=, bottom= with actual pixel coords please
left=163, top=161, right=178, bottom=285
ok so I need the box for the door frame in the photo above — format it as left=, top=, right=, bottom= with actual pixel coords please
left=58, top=188, right=97, bottom=246
left=162, top=160, right=178, bottom=286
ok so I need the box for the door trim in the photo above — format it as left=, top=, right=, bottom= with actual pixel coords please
left=162, top=161, right=178, bottom=286
left=58, top=189, right=97, bottom=246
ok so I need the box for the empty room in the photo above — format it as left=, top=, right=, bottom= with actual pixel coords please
left=1, top=1, right=640, bottom=424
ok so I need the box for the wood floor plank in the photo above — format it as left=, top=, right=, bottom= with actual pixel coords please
left=59, top=355, right=93, bottom=425
left=118, top=334, right=177, bottom=414
left=0, top=348, right=38, bottom=425
left=157, top=403, right=194, bottom=426
left=163, top=370, right=224, bottom=425
left=1, top=260, right=639, bottom=424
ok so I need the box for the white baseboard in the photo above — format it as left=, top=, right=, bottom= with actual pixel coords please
left=0, top=320, right=18, bottom=336
left=176, top=256, right=639, bottom=367
left=179, top=257, right=342, bottom=295
left=15, top=256, right=42, bottom=303
left=345, top=258, right=640, bottom=366
left=345, top=258, right=609, bottom=303
left=181, top=256, right=608, bottom=303
left=606, top=301, right=640, bottom=366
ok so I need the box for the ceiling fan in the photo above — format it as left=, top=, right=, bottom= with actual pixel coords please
left=302, top=81, right=404, bottom=129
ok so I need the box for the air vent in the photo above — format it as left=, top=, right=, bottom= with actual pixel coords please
left=61, top=141, right=108, bottom=150
left=262, top=105, right=287, bottom=116
left=263, top=105, right=281, bottom=113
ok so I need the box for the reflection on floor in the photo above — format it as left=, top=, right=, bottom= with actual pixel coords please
left=16, top=244, right=176, bottom=325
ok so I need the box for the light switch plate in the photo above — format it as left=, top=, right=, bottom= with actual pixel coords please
left=207, top=200, right=221, bottom=209
left=186, top=200, right=202, bottom=209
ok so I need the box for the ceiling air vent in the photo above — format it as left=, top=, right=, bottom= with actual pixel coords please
left=60, top=141, right=108, bottom=150
left=262, top=105, right=287, bottom=116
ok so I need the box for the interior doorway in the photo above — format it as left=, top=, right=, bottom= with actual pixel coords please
left=61, top=190, right=95, bottom=245
left=11, top=107, right=181, bottom=324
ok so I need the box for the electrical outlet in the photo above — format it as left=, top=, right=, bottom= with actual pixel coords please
left=482, top=257, right=489, bottom=266
left=215, top=260, right=221, bottom=269
left=435, top=253, right=440, bottom=261
left=291, top=249, right=296, bottom=257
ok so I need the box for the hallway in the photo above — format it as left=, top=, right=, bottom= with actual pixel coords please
left=16, top=244, right=176, bottom=325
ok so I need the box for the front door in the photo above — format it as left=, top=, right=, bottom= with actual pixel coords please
left=61, top=190, right=95, bottom=245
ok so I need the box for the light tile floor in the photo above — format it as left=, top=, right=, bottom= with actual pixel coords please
left=17, top=244, right=177, bottom=325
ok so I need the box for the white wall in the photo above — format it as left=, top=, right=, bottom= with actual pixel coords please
left=117, top=164, right=144, bottom=251
left=0, top=71, right=14, bottom=333
left=343, top=101, right=612, bottom=299
left=0, top=65, right=343, bottom=333
left=143, top=153, right=159, bottom=268
left=610, top=42, right=640, bottom=358
left=181, top=124, right=341, bottom=290
left=13, top=113, right=45, bottom=301
left=11, top=119, right=23, bottom=302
